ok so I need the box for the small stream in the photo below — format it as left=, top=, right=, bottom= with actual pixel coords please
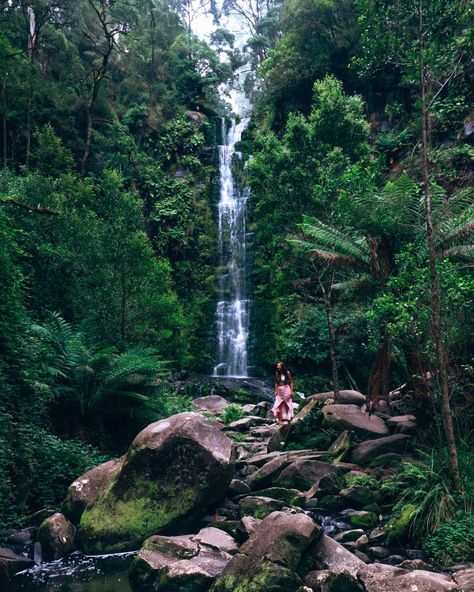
left=4, top=551, right=136, bottom=592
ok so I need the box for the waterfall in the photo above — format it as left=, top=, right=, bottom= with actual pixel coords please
left=213, top=116, right=250, bottom=377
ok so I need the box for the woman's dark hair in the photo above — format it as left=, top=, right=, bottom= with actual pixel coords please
left=275, top=361, right=290, bottom=383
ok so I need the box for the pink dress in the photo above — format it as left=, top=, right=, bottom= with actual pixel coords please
left=272, top=380, right=294, bottom=422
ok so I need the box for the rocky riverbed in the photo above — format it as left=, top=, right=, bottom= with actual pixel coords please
left=2, top=384, right=473, bottom=591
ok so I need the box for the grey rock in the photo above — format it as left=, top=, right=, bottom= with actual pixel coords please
left=37, top=513, right=76, bottom=561
left=77, top=412, right=235, bottom=553
left=304, top=533, right=365, bottom=577
left=358, top=563, right=459, bottom=592
left=0, top=547, right=35, bottom=582
left=453, top=568, right=474, bottom=591
left=311, top=390, right=367, bottom=406
left=368, top=546, right=390, bottom=559
left=129, top=529, right=234, bottom=592
left=192, top=395, right=229, bottom=415
left=209, top=511, right=321, bottom=592
left=323, top=404, right=389, bottom=437
left=333, top=529, right=365, bottom=543
left=386, top=554, right=406, bottom=565
left=63, top=456, right=124, bottom=523
left=351, top=434, right=412, bottom=465
left=399, top=559, right=433, bottom=571
left=235, top=516, right=261, bottom=543
left=228, top=479, right=251, bottom=497
left=304, top=569, right=364, bottom=591
left=275, top=459, right=338, bottom=492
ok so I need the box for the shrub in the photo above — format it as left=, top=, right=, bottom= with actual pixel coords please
left=423, top=511, right=474, bottom=567
left=381, top=444, right=474, bottom=542
left=221, top=404, right=244, bottom=425
left=285, top=404, right=339, bottom=451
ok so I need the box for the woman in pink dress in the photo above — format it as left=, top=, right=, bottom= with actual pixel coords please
left=272, top=361, right=294, bottom=426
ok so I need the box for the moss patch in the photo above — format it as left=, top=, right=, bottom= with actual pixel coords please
left=385, top=503, right=417, bottom=543
left=79, top=482, right=198, bottom=553
left=346, top=511, right=378, bottom=530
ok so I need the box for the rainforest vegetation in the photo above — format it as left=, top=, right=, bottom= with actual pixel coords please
left=0, top=0, right=473, bottom=566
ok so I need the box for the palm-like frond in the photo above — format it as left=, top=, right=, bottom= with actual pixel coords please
left=93, top=348, right=168, bottom=410
left=298, top=216, right=370, bottom=264
left=332, top=274, right=375, bottom=291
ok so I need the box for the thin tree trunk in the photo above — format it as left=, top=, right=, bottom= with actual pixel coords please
left=26, top=6, right=36, bottom=169
left=81, top=106, right=93, bottom=179
left=319, top=275, right=339, bottom=400
left=26, top=81, right=33, bottom=169
left=418, top=0, right=461, bottom=490
left=368, top=336, right=391, bottom=407
left=2, top=76, right=7, bottom=170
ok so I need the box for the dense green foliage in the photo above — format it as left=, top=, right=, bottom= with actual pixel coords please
left=0, top=0, right=224, bottom=533
left=0, top=0, right=472, bottom=564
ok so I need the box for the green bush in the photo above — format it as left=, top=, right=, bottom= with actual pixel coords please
left=221, top=404, right=244, bottom=425
left=285, top=405, right=339, bottom=451
left=0, top=415, right=108, bottom=538
left=381, top=444, right=474, bottom=543
left=423, top=511, right=474, bottom=567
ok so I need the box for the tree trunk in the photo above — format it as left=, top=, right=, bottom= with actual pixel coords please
left=320, top=276, right=339, bottom=400
left=81, top=106, right=93, bottom=179
left=368, top=336, right=391, bottom=407
left=418, top=0, right=461, bottom=490
left=2, top=76, right=7, bottom=170
left=25, top=6, right=36, bottom=169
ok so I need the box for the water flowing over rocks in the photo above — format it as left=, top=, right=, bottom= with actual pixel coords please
left=6, top=388, right=472, bottom=591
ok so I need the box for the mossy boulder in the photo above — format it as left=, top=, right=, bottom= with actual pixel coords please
left=340, top=510, right=379, bottom=530
left=129, top=528, right=236, bottom=592
left=37, top=512, right=76, bottom=561
left=385, top=504, right=418, bottom=543
left=316, top=495, right=346, bottom=511
left=77, top=413, right=235, bottom=554
left=209, top=511, right=321, bottom=592
left=239, top=496, right=286, bottom=519
left=340, top=486, right=382, bottom=508
left=251, top=487, right=306, bottom=508
left=62, top=456, right=124, bottom=523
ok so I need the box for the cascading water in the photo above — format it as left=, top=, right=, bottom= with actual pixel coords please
left=212, top=115, right=250, bottom=377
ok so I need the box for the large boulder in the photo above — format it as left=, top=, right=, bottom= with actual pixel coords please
left=303, top=534, right=365, bottom=577
left=192, top=396, right=230, bottom=416
left=351, top=434, right=411, bottom=465
left=129, top=528, right=236, bottom=592
left=62, top=456, right=124, bottom=523
left=77, top=413, right=235, bottom=554
left=358, top=563, right=459, bottom=592
left=37, top=513, right=76, bottom=561
left=323, top=404, right=389, bottom=437
left=310, top=390, right=367, bottom=406
left=0, top=548, right=34, bottom=582
left=275, top=459, right=338, bottom=492
left=454, top=569, right=474, bottom=591
left=209, top=511, right=321, bottom=592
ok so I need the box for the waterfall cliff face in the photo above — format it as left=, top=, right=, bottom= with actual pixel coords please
left=213, top=116, right=250, bottom=377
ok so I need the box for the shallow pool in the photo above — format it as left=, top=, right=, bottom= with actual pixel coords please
left=4, top=551, right=136, bottom=592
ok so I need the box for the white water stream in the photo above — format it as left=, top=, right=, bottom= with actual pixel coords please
left=212, top=114, right=250, bottom=377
